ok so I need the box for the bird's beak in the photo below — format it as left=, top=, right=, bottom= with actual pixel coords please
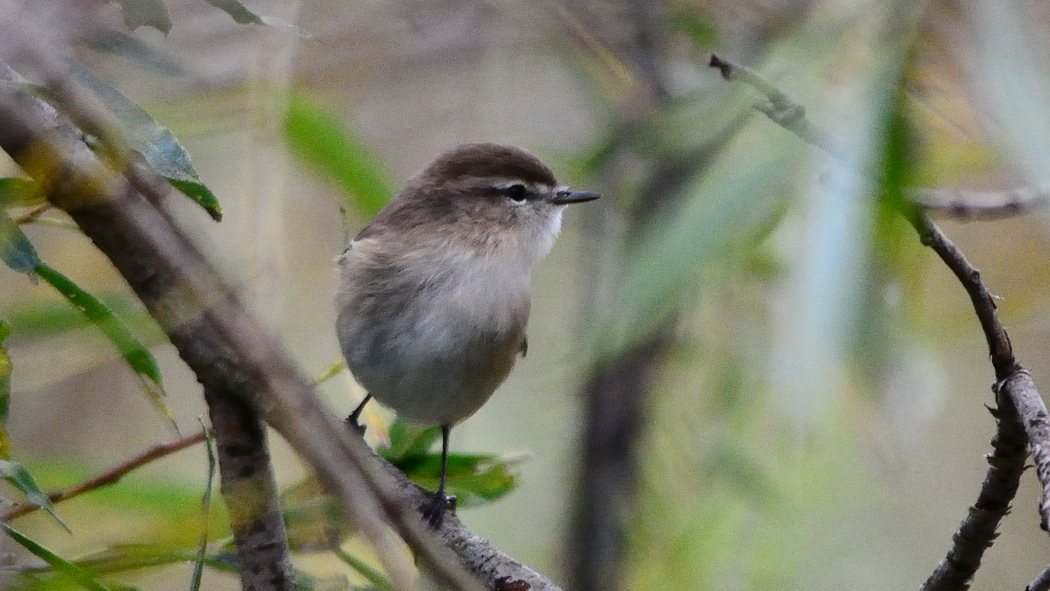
left=550, top=190, right=601, bottom=205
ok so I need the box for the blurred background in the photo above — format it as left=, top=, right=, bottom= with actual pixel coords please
left=2, top=0, right=1050, bottom=589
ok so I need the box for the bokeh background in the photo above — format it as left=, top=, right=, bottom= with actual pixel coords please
left=3, top=0, right=1050, bottom=589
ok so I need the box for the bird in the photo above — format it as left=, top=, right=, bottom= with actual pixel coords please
left=336, top=142, right=600, bottom=527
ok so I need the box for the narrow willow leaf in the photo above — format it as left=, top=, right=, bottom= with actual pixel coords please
left=2, top=291, right=165, bottom=343
left=284, top=92, right=393, bottom=217
left=108, top=0, right=172, bottom=34
left=201, top=0, right=263, bottom=24
left=394, top=452, right=522, bottom=507
left=34, top=264, right=176, bottom=430
left=167, top=179, right=222, bottom=221
left=0, top=319, right=11, bottom=460
left=67, top=62, right=222, bottom=220
left=1, top=524, right=112, bottom=591
left=312, top=358, right=346, bottom=385
left=0, top=178, right=44, bottom=207
left=593, top=130, right=798, bottom=362
left=0, top=460, right=69, bottom=532
left=190, top=422, right=215, bottom=591
left=71, top=544, right=238, bottom=576
left=334, top=548, right=393, bottom=591
left=378, top=420, right=441, bottom=462
left=0, top=207, right=41, bottom=280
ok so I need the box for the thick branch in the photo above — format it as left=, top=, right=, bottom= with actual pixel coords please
left=0, top=62, right=559, bottom=591
left=204, top=386, right=295, bottom=591
left=920, top=394, right=1027, bottom=591
left=999, top=370, right=1050, bottom=531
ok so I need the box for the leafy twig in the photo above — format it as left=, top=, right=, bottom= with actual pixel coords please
left=710, top=53, right=1048, bottom=220
left=709, top=52, right=1050, bottom=591
left=1, top=431, right=208, bottom=521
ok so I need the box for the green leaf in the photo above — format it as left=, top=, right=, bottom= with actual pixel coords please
left=0, top=206, right=41, bottom=279
left=1, top=523, right=111, bottom=591
left=312, top=358, right=347, bottom=385
left=378, top=420, right=441, bottom=463
left=592, top=129, right=798, bottom=361
left=108, top=0, right=172, bottom=34
left=67, top=62, right=222, bottom=221
left=333, top=547, right=393, bottom=591
left=378, top=421, right=520, bottom=506
left=33, top=264, right=175, bottom=430
left=0, top=326, right=8, bottom=425
left=1, top=291, right=164, bottom=342
left=0, top=321, right=11, bottom=460
left=166, top=180, right=222, bottom=221
left=65, top=544, right=238, bottom=576
left=0, top=178, right=45, bottom=207
left=0, top=319, right=10, bottom=434
left=201, top=0, right=263, bottom=24
left=190, top=422, right=215, bottom=591
left=284, top=92, right=393, bottom=218
left=0, top=460, right=69, bottom=532
left=395, top=452, right=522, bottom=508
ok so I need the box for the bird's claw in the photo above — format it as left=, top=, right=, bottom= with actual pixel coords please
left=343, top=414, right=367, bottom=436
left=421, top=492, right=457, bottom=529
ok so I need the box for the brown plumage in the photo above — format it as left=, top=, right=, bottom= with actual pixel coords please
left=335, top=143, right=599, bottom=527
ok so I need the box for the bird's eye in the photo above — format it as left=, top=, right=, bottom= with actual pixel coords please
left=503, top=184, right=528, bottom=202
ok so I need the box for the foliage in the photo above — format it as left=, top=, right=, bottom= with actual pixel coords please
left=1, top=1, right=1048, bottom=591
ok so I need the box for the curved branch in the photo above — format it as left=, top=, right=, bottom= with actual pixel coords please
left=708, top=52, right=1050, bottom=591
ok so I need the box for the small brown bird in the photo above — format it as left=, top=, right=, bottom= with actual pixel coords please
left=335, top=143, right=600, bottom=527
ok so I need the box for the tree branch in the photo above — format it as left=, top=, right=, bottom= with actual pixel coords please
left=203, top=384, right=295, bottom=590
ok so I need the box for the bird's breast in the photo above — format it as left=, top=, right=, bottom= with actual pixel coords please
left=337, top=242, right=531, bottom=424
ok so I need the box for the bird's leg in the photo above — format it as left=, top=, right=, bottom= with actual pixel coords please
left=422, top=423, right=456, bottom=528
left=345, top=393, right=372, bottom=434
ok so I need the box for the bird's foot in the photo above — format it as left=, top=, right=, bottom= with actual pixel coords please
left=343, top=413, right=366, bottom=436
left=421, top=491, right=457, bottom=529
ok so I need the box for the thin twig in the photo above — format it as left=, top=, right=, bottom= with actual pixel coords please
left=1, top=431, right=207, bottom=521
left=709, top=54, right=839, bottom=154
left=911, top=185, right=1048, bottom=219
left=710, top=53, right=1049, bottom=220
left=709, top=52, right=1050, bottom=591
left=11, top=202, right=52, bottom=223
left=908, top=213, right=1017, bottom=376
